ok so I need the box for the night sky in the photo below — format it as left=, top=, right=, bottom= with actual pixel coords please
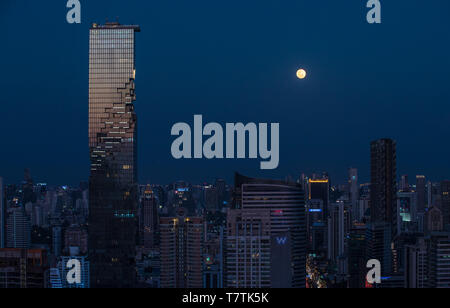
left=1, top=0, right=449, bottom=186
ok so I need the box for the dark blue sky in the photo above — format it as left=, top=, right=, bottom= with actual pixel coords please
left=1, top=0, right=449, bottom=186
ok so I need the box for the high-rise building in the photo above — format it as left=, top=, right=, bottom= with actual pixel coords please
left=348, top=223, right=366, bottom=288
left=0, top=177, right=5, bottom=248
left=52, top=226, right=62, bottom=258
left=404, top=237, right=428, bottom=288
left=416, top=175, right=426, bottom=212
left=426, top=206, right=444, bottom=233
left=397, top=191, right=418, bottom=234
left=400, top=175, right=410, bottom=192
left=160, top=209, right=203, bottom=288
left=327, top=201, right=350, bottom=268
left=308, top=178, right=330, bottom=218
left=348, top=168, right=359, bottom=217
left=226, top=173, right=306, bottom=288
left=370, top=139, right=397, bottom=229
left=369, top=139, right=397, bottom=279
left=215, top=179, right=227, bottom=208
left=48, top=268, right=63, bottom=289
left=365, top=222, right=392, bottom=278
left=0, top=248, right=48, bottom=288
left=226, top=207, right=272, bottom=288
left=440, top=181, right=450, bottom=227
left=427, top=233, right=450, bottom=288
left=7, top=207, right=31, bottom=249
left=64, top=224, right=88, bottom=255
left=140, top=185, right=159, bottom=251
left=88, top=22, right=140, bottom=288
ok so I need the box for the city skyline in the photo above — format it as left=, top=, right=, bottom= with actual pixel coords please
left=1, top=1, right=450, bottom=185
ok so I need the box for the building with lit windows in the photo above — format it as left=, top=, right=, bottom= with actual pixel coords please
left=88, top=22, right=140, bottom=288
left=226, top=173, right=306, bottom=288
left=160, top=209, right=203, bottom=288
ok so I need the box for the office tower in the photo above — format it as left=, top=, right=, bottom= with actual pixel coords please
left=88, top=22, right=140, bottom=288
left=427, top=233, right=450, bottom=288
left=226, top=207, right=272, bottom=288
left=0, top=177, right=5, bottom=248
left=369, top=139, right=397, bottom=280
left=203, top=227, right=224, bottom=288
left=397, top=191, right=418, bottom=234
left=404, top=237, right=428, bottom=288
left=400, top=175, right=410, bottom=192
left=64, top=225, right=88, bottom=255
left=426, top=206, right=444, bottom=233
left=160, top=209, right=203, bottom=288
left=140, top=185, right=159, bottom=251
left=308, top=178, right=330, bottom=217
left=370, top=139, right=397, bottom=229
left=59, top=256, right=90, bottom=288
left=327, top=202, right=350, bottom=265
left=168, top=184, right=195, bottom=215
left=328, top=201, right=351, bottom=284
left=416, top=175, right=426, bottom=212
left=53, top=226, right=62, bottom=258
left=441, top=181, right=450, bottom=227
left=215, top=179, right=227, bottom=208
left=306, top=199, right=326, bottom=253
left=48, top=268, right=63, bottom=288
left=22, top=169, right=35, bottom=204
left=427, top=181, right=433, bottom=207
left=0, top=248, right=48, bottom=288
left=204, top=185, right=218, bottom=211
left=226, top=173, right=306, bottom=288
left=365, top=222, right=392, bottom=278
left=348, top=168, right=359, bottom=218
left=7, top=207, right=31, bottom=249
left=348, top=223, right=366, bottom=288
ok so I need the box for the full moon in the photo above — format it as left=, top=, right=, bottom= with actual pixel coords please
left=296, top=69, right=307, bottom=79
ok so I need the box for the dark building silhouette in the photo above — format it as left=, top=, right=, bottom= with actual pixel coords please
left=368, top=139, right=397, bottom=279
left=416, top=175, right=426, bottom=213
left=88, top=22, right=140, bottom=288
left=370, top=139, right=397, bottom=229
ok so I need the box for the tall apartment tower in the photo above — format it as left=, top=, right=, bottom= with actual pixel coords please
left=88, top=22, right=140, bottom=288
left=226, top=173, right=306, bottom=288
left=160, top=209, right=203, bottom=288
left=0, top=177, right=5, bottom=248
left=370, top=139, right=397, bottom=229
